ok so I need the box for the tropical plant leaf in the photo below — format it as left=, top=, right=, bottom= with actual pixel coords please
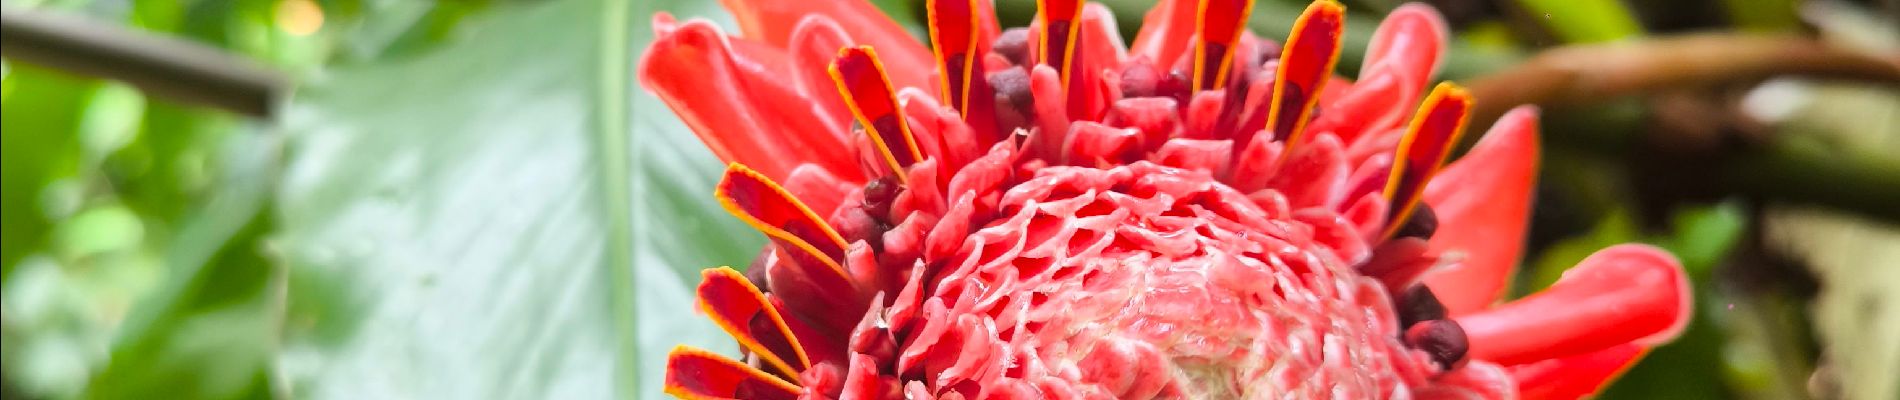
left=274, top=0, right=754, bottom=398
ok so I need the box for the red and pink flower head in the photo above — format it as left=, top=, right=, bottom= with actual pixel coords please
left=640, top=0, right=1692, bottom=398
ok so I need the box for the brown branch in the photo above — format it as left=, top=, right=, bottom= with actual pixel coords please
left=1465, top=33, right=1900, bottom=132
left=0, top=6, right=287, bottom=117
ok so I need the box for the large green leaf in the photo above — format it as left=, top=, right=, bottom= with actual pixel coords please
left=276, top=0, right=757, bottom=398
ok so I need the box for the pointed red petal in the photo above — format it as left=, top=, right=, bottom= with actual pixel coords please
left=832, top=46, right=925, bottom=182
left=717, top=163, right=852, bottom=274
left=1421, top=106, right=1539, bottom=314
left=1036, top=0, right=1087, bottom=90
left=929, top=0, right=985, bottom=113
left=1129, top=0, right=1198, bottom=67
left=695, top=267, right=813, bottom=378
left=665, top=346, right=802, bottom=400
left=1511, top=343, right=1648, bottom=400
left=1456, top=244, right=1691, bottom=365
left=1268, top=0, right=1347, bottom=151
left=639, top=18, right=859, bottom=182
left=927, top=0, right=1002, bottom=144
left=716, top=0, right=932, bottom=89
left=1382, top=82, right=1473, bottom=239
left=1192, top=0, right=1256, bottom=91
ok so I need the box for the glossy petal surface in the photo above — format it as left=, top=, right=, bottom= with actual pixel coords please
left=1422, top=106, right=1540, bottom=314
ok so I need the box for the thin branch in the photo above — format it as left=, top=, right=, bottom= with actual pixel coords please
left=1465, top=33, right=1900, bottom=132
left=1462, top=33, right=1900, bottom=224
left=0, top=6, right=287, bottom=117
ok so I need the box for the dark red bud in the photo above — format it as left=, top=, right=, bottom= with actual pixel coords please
left=1398, top=284, right=1447, bottom=329
left=1405, top=319, right=1469, bottom=370
left=862, top=177, right=903, bottom=223
left=991, top=28, right=1032, bottom=66
left=1394, top=204, right=1438, bottom=240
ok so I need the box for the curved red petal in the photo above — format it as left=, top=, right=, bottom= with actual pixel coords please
left=1071, top=3, right=1124, bottom=120
left=638, top=18, right=858, bottom=182
left=717, top=0, right=933, bottom=89
left=1510, top=343, right=1648, bottom=400
left=717, top=163, right=853, bottom=273
left=927, top=0, right=996, bottom=120
left=1360, top=3, right=1448, bottom=96
left=1382, top=83, right=1473, bottom=239
left=1456, top=244, right=1692, bottom=365
left=1421, top=105, right=1540, bottom=314
left=925, top=0, right=1004, bottom=145
left=832, top=46, right=925, bottom=182
left=1306, top=65, right=1414, bottom=147
left=788, top=16, right=860, bottom=145
left=1036, top=0, right=1086, bottom=87
left=695, top=267, right=812, bottom=378
left=1268, top=0, right=1347, bottom=151
left=1193, top=0, right=1256, bottom=91
left=665, top=346, right=802, bottom=400
left=1129, top=0, right=1197, bottom=68
left=783, top=162, right=860, bottom=220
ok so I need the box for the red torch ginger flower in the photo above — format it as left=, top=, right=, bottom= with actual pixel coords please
left=640, top=0, right=1692, bottom=398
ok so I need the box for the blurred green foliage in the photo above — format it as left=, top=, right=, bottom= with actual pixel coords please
left=5, top=0, right=766, bottom=398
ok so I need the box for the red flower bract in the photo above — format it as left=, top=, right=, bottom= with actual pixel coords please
left=639, top=0, right=1693, bottom=399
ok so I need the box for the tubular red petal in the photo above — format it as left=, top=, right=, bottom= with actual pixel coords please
left=1036, top=0, right=1086, bottom=90
left=696, top=267, right=813, bottom=378
left=927, top=0, right=1003, bottom=144
left=928, top=0, right=984, bottom=113
left=765, top=247, right=867, bottom=336
left=1421, top=106, right=1539, bottom=314
left=782, top=164, right=858, bottom=220
left=1192, top=0, right=1256, bottom=91
left=1267, top=0, right=1347, bottom=151
left=665, top=346, right=802, bottom=400
left=717, top=163, right=852, bottom=275
left=832, top=46, right=926, bottom=182
left=716, top=0, right=933, bottom=89
left=1266, top=133, right=1350, bottom=210
left=901, top=90, right=983, bottom=183
left=1511, top=343, right=1648, bottom=400
left=839, top=353, right=891, bottom=399
left=1225, top=66, right=1275, bottom=151
left=1070, top=4, right=1124, bottom=120
left=1456, top=244, right=1691, bottom=366
left=1027, top=64, right=1074, bottom=159
left=1129, top=0, right=1198, bottom=68
left=1305, top=64, right=1415, bottom=146
left=1359, top=3, right=1448, bottom=97
left=1381, top=83, right=1473, bottom=239
left=789, top=16, right=859, bottom=141
left=639, top=18, right=860, bottom=182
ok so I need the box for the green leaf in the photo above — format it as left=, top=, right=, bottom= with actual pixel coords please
left=1511, top=0, right=1644, bottom=43
left=77, top=83, right=147, bottom=161
left=2, top=67, right=92, bottom=276
left=274, top=0, right=755, bottom=399
left=85, top=130, right=282, bottom=400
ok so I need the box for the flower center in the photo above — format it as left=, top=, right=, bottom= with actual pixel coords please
left=884, top=162, right=1430, bottom=398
